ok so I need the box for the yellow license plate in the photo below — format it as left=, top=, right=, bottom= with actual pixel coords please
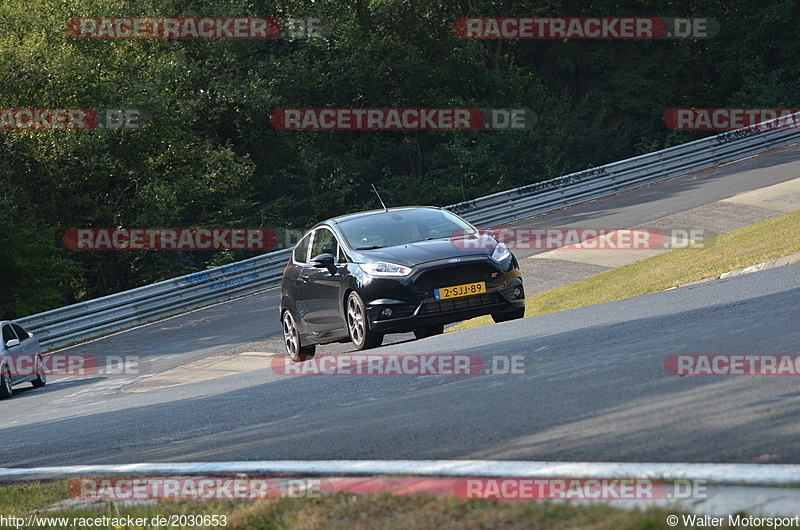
left=434, top=282, right=486, bottom=300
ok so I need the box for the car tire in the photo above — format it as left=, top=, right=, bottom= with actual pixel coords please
left=346, top=292, right=383, bottom=350
left=413, top=324, right=444, bottom=340
left=282, top=310, right=315, bottom=362
left=0, top=366, right=12, bottom=399
left=31, top=355, right=47, bottom=388
left=491, top=308, right=525, bottom=323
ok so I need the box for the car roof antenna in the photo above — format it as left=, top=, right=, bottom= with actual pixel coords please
left=371, top=183, right=388, bottom=212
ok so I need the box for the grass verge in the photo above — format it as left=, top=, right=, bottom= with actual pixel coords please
left=449, top=209, right=800, bottom=332
left=1, top=480, right=794, bottom=529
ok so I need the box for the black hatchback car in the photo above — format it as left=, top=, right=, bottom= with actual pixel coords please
left=280, top=206, right=525, bottom=361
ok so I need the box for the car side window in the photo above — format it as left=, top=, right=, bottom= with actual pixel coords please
left=293, top=232, right=312, bottom=264
left=11, top=324, right=29, bottom=342
left=310, top=228, right=340, bottom=264
left=2, top=325, right=17, bottom=345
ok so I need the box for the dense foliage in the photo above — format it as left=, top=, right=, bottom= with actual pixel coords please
left=1, top=0, right=797, bottom=318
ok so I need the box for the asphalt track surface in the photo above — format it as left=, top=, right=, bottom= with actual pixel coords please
left=2, top=145, right=800, bottom=468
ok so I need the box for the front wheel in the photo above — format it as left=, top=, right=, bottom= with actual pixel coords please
left=346, top=292, right=383, bottom=350
left=282, top=310, right=315, bottom=362
left=491, top=307, right=526, bottom=323
left=31, top=355, right=47, bottom=388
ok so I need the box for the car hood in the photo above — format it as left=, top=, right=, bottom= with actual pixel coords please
left=350, top=235, right=499, bottom=268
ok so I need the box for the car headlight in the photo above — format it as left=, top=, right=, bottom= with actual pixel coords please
left=359, top=262, right=413, bottom=277
left=491, top=243, right=511, bottom=263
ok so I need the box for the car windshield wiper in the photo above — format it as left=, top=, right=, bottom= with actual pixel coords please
left=355, top=245, right=384, bottom=250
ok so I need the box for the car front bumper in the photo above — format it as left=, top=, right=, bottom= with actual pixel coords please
left=365, top=276, right=525, bottom=334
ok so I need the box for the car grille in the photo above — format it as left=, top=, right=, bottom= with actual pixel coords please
left=422, top=292, right=501, bottom=314
left=414, top=263, right=500, bottom=292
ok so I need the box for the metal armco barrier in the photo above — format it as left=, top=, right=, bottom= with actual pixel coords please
left=448, top=119, right=800, bottom=226
left=17, top=117, right=800, bottom=350
left=17, top=249, right=291, bottom=350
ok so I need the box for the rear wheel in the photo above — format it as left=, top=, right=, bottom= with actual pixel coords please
left=0, top=367, right=12, bottom=399
left=491, top=308, right=526, bottom=323
left=282, top=310, right=315, bottom=362
left=31, top=355, right=46, bottom=388
left=414, top=324, right=444, bottom=340
left=346, top=292, right=383, bottom=350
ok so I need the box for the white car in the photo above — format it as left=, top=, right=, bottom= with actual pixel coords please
left=1, top=320, right=46, bottom=399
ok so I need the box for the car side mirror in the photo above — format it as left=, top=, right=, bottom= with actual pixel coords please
left=5, top=339, right=20, bottom=349
left=311, top=253, right=338, bottom=274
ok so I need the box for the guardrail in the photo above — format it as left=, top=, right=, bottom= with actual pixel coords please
left=17, top=116, right=800, bottom=350
left=17, top=249, right=290, bottom=350
left=448, top=120, right=800, bottom=226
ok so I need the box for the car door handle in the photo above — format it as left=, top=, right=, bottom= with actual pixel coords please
left=301, top=275, right=310, bottom=283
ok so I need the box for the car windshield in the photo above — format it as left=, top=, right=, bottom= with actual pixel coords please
left=337, top=209, right=476, bottom=250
